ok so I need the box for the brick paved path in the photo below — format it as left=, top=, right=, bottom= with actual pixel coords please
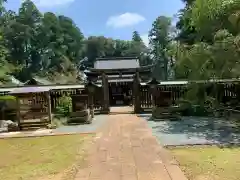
left=75, top=114, right=188, bottom=180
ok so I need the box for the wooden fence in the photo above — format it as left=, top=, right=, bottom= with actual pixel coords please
left=138, top=82, right=240, bottom=112
left=50, top=87, right=103, bottom=113
left=139, top=84, right=187, bottom=111
left=1, top=81, right=240, bottom=122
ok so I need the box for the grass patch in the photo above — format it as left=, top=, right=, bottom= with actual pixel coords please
left=170, top=146, right=240, bottom=180
left=0, top=134, right=93, bottom=180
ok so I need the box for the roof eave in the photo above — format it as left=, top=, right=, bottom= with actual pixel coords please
left=96, top=57, right=139, bottom=61
left=88, top=64, right=153, bottom=73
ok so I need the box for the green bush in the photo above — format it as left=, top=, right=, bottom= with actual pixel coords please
left=55, top=95, right=72, bottom=117
left=176, top=100, right=210, bottom=116
left=0, top=96, right=17, bottom=121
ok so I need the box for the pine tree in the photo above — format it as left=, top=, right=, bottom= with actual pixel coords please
left=132, top=31, right=142, bottom=42
left=149, top=16, right=171, bottom=80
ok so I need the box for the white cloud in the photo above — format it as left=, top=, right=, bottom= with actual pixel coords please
left=106, top=12, right=145, bottom=28
left=141, top=34, right=149, bottom=47
left=30, top=0, right=75, bottom=7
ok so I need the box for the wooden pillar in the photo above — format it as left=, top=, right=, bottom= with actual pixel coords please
left=0, top=104, right=4, bottom=127
left=16, top=96, right=21, bottom=130
left=151, top=90, right=155, bottom=109
left=102, top=72, right=110, bottom=113
left=88, top=92, right=94, bottom=118
left=133, top=71, right=141, bottom=113
left=151, top=86, right=157, bottom=108
left=47, top=91, right=52, bottom=125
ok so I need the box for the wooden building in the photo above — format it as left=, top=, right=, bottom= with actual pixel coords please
left=84, top=57, right=153, bottom=112
left=9, top=86, right=52, bottom=130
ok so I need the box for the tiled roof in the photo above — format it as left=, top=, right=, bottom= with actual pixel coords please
left=94, top=58, right=140, bottom=69
left=0, top=85, right=86, bottom=94
left=10, top=87, right=51, bottom=94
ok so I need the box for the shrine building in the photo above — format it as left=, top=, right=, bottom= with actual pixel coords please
left=84, top=57, right=153, bottom=110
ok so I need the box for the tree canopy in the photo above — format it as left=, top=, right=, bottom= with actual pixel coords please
left=0, top=0, right=155, bottom=85
left=1, top=0, right=239, bottom=86
left=175, top=0, right=240, bottom=80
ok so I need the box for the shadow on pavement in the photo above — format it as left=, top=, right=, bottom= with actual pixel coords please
left=140, top=114, right=240, bottom=147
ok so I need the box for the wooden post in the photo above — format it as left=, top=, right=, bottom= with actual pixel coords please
left=47, top=91, right=52, bottom=124
left=151, top=92, right=155, bottom=109
left=102, top=72, right=110, bottom=113
left=16, top=96, right=21, bottom=130
left=90, top=94, right=94, bottom=118
left=87, top=84, right=95, bottom=119
left=133, top=71, right=141, bottom=113
left=0, top=104, right=4, bottom=127
left=151, top=86, right=157, bottom=112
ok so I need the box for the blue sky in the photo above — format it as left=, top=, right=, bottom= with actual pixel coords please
left=5, top=0, right=184, bottom=45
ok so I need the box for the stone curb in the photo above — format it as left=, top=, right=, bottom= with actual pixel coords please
left=0, top=131, right=95, bottom=140
left=165, top=142, right=240, bottom=149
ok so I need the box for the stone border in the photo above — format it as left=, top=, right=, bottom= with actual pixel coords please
left=165, top=142, right=240, bottom=149
left=0, top=131, right=95, bottom=140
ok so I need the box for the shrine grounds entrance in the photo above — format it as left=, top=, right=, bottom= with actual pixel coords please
left=84, top=57, right=154, bottom=114
left=108, top=82, right=133, bottom=106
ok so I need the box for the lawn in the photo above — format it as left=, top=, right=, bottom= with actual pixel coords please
left=170, top=146, right=240, bottom=180
left=0, top=134, right=92, bottom=180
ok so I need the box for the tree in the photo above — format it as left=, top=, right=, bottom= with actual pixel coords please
left=58, top=15, right=84, bottom=63
left=0, top=0, right=86, bottom=82
left=176, top=0, right=198, bottom=44
left=84, top=36, right=110, bottom=67
left=177, top=0, right=240, bottom=44
left=129, top=31, right=150, bottom=66
left=149, top=16, right=172, bottom=80
left=132, top=31, right=142, bottom=42
left=176, top=8, right=198, bottom=44
left=0, top=0, right=158, bottom=85
left=0, top=0, right=7, bottom=16
left=175, top=29, right=240, bottom=80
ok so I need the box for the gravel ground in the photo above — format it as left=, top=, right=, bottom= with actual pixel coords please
left=53, top=115, right=108, bottom=134
left=140, top=114, right=240, bottom=146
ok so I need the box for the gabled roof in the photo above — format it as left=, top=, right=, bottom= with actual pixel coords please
left=0, top=75, right=23, bottom=87
left=94, top=57, right=140, bottom=70
left=7, top=76, right=23, bottom=85
left=24, top=76, right=52, bottom=85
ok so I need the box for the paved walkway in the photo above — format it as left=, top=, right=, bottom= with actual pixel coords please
left=75, top=114, right=188, bottom=180
left=110, top=106, right=134, bottom=114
